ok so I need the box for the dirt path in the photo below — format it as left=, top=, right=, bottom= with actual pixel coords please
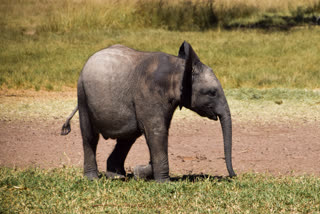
left=1, top=118, right=319, bottom=176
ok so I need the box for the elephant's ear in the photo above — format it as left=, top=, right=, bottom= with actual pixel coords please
left=178, top=41, right=200, bottom=109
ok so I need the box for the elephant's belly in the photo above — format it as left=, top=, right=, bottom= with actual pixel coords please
left=92, top=114, right=141, bottom=140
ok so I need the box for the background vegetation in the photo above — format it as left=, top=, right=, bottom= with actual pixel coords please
left=1, top=0, right=320, bottom=90
left=2, top=0, right=320, bottom=32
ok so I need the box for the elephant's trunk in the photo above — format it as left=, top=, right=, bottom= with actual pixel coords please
left=218, top=103, right=236, bottom=177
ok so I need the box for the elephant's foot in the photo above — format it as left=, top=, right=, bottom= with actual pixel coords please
left=153, top=172, right=170, bottom=183
left=152, top=163, right=170, bottom=183
left=84, top=170, right=99, bottom=181
left=106, top=163, right=126, bottom=180
left=105, top=171, right=126, bottom=180
left=106, top=165, right=126, bottom=180
left=133, top=164, right=153, bottom=180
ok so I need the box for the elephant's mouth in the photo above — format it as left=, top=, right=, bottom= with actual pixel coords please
left=205, top=107, right=218, bottom=121
left=194, top=106, right=218, bottom=121
left=208, top=113, right=218, bottom=121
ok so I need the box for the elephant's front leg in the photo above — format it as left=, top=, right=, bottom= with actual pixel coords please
left=144, top=126, right=170, bottom=182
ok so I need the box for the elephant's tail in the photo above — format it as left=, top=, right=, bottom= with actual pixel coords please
left=61, top=105, right=78, bottom=135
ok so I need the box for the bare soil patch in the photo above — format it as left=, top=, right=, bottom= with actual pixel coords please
left=1, top=118, right=319, bottom=176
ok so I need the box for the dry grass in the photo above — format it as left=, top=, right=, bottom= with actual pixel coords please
left=1, top=0, right=319, bottom=33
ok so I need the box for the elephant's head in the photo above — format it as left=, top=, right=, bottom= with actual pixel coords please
left=178, top=41, right=236, bottom=177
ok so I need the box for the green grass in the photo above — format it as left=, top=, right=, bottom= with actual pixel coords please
left=1, top=28, right=320, bottom=90
left=0, top=167, right=319, bottom=213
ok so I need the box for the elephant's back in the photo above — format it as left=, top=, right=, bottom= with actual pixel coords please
left=80, top=44, right=143, bottom=95
left=82, top=44, right=143, bottom=78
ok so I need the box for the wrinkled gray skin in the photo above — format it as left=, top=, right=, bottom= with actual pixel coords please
left=61, top=41, right=236, bottom=182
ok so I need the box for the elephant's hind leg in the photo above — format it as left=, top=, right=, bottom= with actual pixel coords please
left=106, top=138, right=136, bottom=179
left=78, top=91, right=100, bottom=180
left=133, top=163, right=153, bottom=180
left=79, top=108, right=99, bottom=180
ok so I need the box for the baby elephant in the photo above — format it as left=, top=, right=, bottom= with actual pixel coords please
left=61, top=41, right=236, bottom=182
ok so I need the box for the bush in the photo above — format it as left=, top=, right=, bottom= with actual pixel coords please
left=135, top=0, right=218, bottom=31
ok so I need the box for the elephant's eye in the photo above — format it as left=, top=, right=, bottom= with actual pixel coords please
left=208, top=90, right=217, bottom=97
left=201, top=89, right=217, bottom=97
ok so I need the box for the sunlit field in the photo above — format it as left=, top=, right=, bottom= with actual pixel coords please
left=1, top=1, right=320, bottom=213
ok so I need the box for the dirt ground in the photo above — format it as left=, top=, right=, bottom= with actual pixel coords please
left=1, top=117, right=319, bottom=177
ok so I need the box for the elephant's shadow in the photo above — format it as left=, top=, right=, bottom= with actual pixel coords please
left=102, top=173, right=232, bottom=183
left=170, top=174, right=229, bottom=182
